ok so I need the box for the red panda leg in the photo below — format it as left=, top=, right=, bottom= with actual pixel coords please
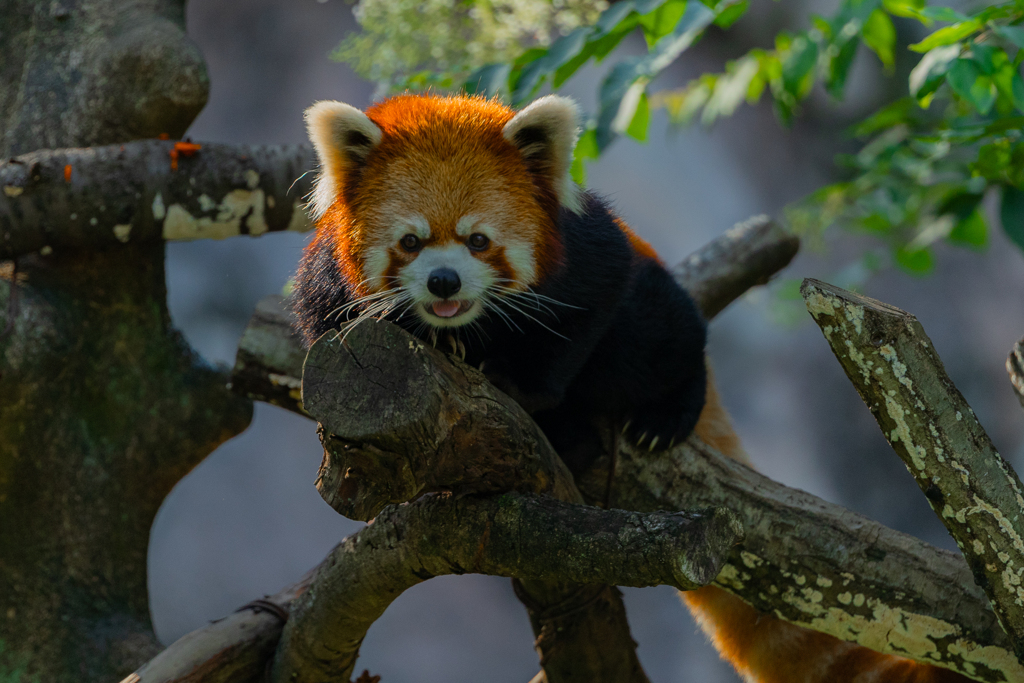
left=686, top=367, right=972, bottom=683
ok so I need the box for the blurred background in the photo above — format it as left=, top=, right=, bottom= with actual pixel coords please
left=149, top=1, right=1024, bottom=681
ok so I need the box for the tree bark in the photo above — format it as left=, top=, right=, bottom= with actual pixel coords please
left=801, top=278, right=1024, bottom=666
left=272, top=492, right=740, bottom=683
left=0, top=3, right=253, bottom=681
left=0, top=142, right=316, bottom=260
left=576, top=436, right=1024, bottom=682
left=300, top=323, right=652, bottom=683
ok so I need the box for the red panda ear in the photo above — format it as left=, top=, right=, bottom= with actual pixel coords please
left=503, top=95, right=583, bottom=215
left=305, top=100, right=383, bottom=218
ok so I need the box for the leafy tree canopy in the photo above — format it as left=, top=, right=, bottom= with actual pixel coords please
left=333, top=0, right=1024, bottom=277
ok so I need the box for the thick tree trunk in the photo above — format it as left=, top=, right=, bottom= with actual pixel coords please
left=0, top=2, right=252, bottom=681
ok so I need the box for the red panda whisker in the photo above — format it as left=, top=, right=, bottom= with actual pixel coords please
left=491, top=296, right=570, bottom=341
left=481, top=295, right=525, bottom=334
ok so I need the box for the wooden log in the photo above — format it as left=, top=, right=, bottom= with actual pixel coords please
left=802, top=277, right=1024, bottom=668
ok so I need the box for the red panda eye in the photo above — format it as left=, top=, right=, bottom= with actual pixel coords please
left=400, top=234, right=421, bottom=252
left=467, top=233, right=489, bottom=251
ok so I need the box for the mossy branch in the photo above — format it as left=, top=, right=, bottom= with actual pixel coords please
left=0, top=141, right=316, bottom=260
left=801, top=278, right=1024, bottom=667
left=272, top=492, right=741, bottom=683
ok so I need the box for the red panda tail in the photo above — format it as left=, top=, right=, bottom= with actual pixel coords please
left=685, top=371, right=972, bottom=683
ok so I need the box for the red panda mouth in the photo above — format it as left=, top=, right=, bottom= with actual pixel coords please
left=427, top=300, right=473, bottom=319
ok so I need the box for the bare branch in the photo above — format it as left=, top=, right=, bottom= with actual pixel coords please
left=271, top=491, right=741, bottom=683
left=129, top=575, right=312, bottom=683
left=801, top=278, right=1024, bottom=670
left=0, top=141, right=315, bottom=260
left=1007, top=337, right=1024, bottom=410
left=671, top=215, right=799, bottom=319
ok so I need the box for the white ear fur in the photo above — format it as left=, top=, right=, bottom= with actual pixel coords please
left=305, top=100, right=383, bottom=219
left=502, top=95, right=584, bottom=215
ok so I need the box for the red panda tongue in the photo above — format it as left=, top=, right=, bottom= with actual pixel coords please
left=432, top=301, right=461, bottom=318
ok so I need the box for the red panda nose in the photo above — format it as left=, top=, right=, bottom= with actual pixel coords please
left=427, top=268, right=461, bottom=299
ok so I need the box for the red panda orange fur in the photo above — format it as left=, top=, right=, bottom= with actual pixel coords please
left=316, top=95, right=567, bottom=300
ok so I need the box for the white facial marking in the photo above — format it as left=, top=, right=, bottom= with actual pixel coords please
left=401, top=243, right=495, bottom=328
left=456, top=215, right=480, bottom=237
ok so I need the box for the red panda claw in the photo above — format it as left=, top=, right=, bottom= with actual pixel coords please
left=648, top=436, right=659, bottom=452
left=621, top=420, right=631, bottom=435
left=637, top=432, right=647, bottom=446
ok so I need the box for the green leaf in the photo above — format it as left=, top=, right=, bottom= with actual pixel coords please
left=570, top=128, right=599, bottom=185
left=594, top=1, right=637, bottom=36
left=639, top=0, right=688, bottom=47
left=463, top=64, right=511, bottom=97
left=994, top=25, right=1024, bottom=50
left=862, top=9, right=896, bottom=69
left=782, top=35, right=818, bottom=94
left=702, top=56, right=761, bottom=123
left=909, top=19, right=982, bottom=53
left=714, top=0, right=749, bottom=28
left=881, top=0, right=924, bottom=19
left=1001, top=186, right=1024, bottom=254
left=852, top=97, right=915, bottom=136
left=595, top=1, right=715, bottom=149
left=895, top=245, right=934, bottom=274
left=948, top=209, right=988, bottom=248
left=909, top=44, right=960, bottom=99
left=626, top=91, right=651, bottom=141
left=917, top=7, right=969, bottom=24
left=947, top=59, right=997, bottom=114
left=826, top=33, right=860, bottom=98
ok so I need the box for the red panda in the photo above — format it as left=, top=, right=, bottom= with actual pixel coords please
left=291, top=93, right=972, bottom=683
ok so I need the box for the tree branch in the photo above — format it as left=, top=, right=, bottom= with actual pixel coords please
left=0, top=141, right=315, bottom=260
left=299, top=321, right=659, bottom=683
left=800, top=278, right=1024, bottom=670
left=131, top=216, right=797, bottom=681
left=671, top=214, right=799, bottom=319
left=576, top=435, right=1024, bottom=682
left=272, top=491, right=740, bottom=683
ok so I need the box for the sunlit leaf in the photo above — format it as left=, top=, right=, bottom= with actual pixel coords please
left=714, top=0, right=749, bottom=28
left=881, top=0, right=925, bottom=19
left=570, top=128, right=600, bottom=185
left=895, top=245, right=934, bottom=274
left=626, top=91, right=651, bottom=141
left=862, top=9, right=896, bottom=70
left=909, top=44, right=960, bottom=99
left=909, top=19, right=982, bottom=53
left=639, top=0, right=688, bottom=47
left=948, top=209, right=988, bottom=248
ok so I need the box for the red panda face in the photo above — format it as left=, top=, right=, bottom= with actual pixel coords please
left=305, top=94, right=582, bottom=331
